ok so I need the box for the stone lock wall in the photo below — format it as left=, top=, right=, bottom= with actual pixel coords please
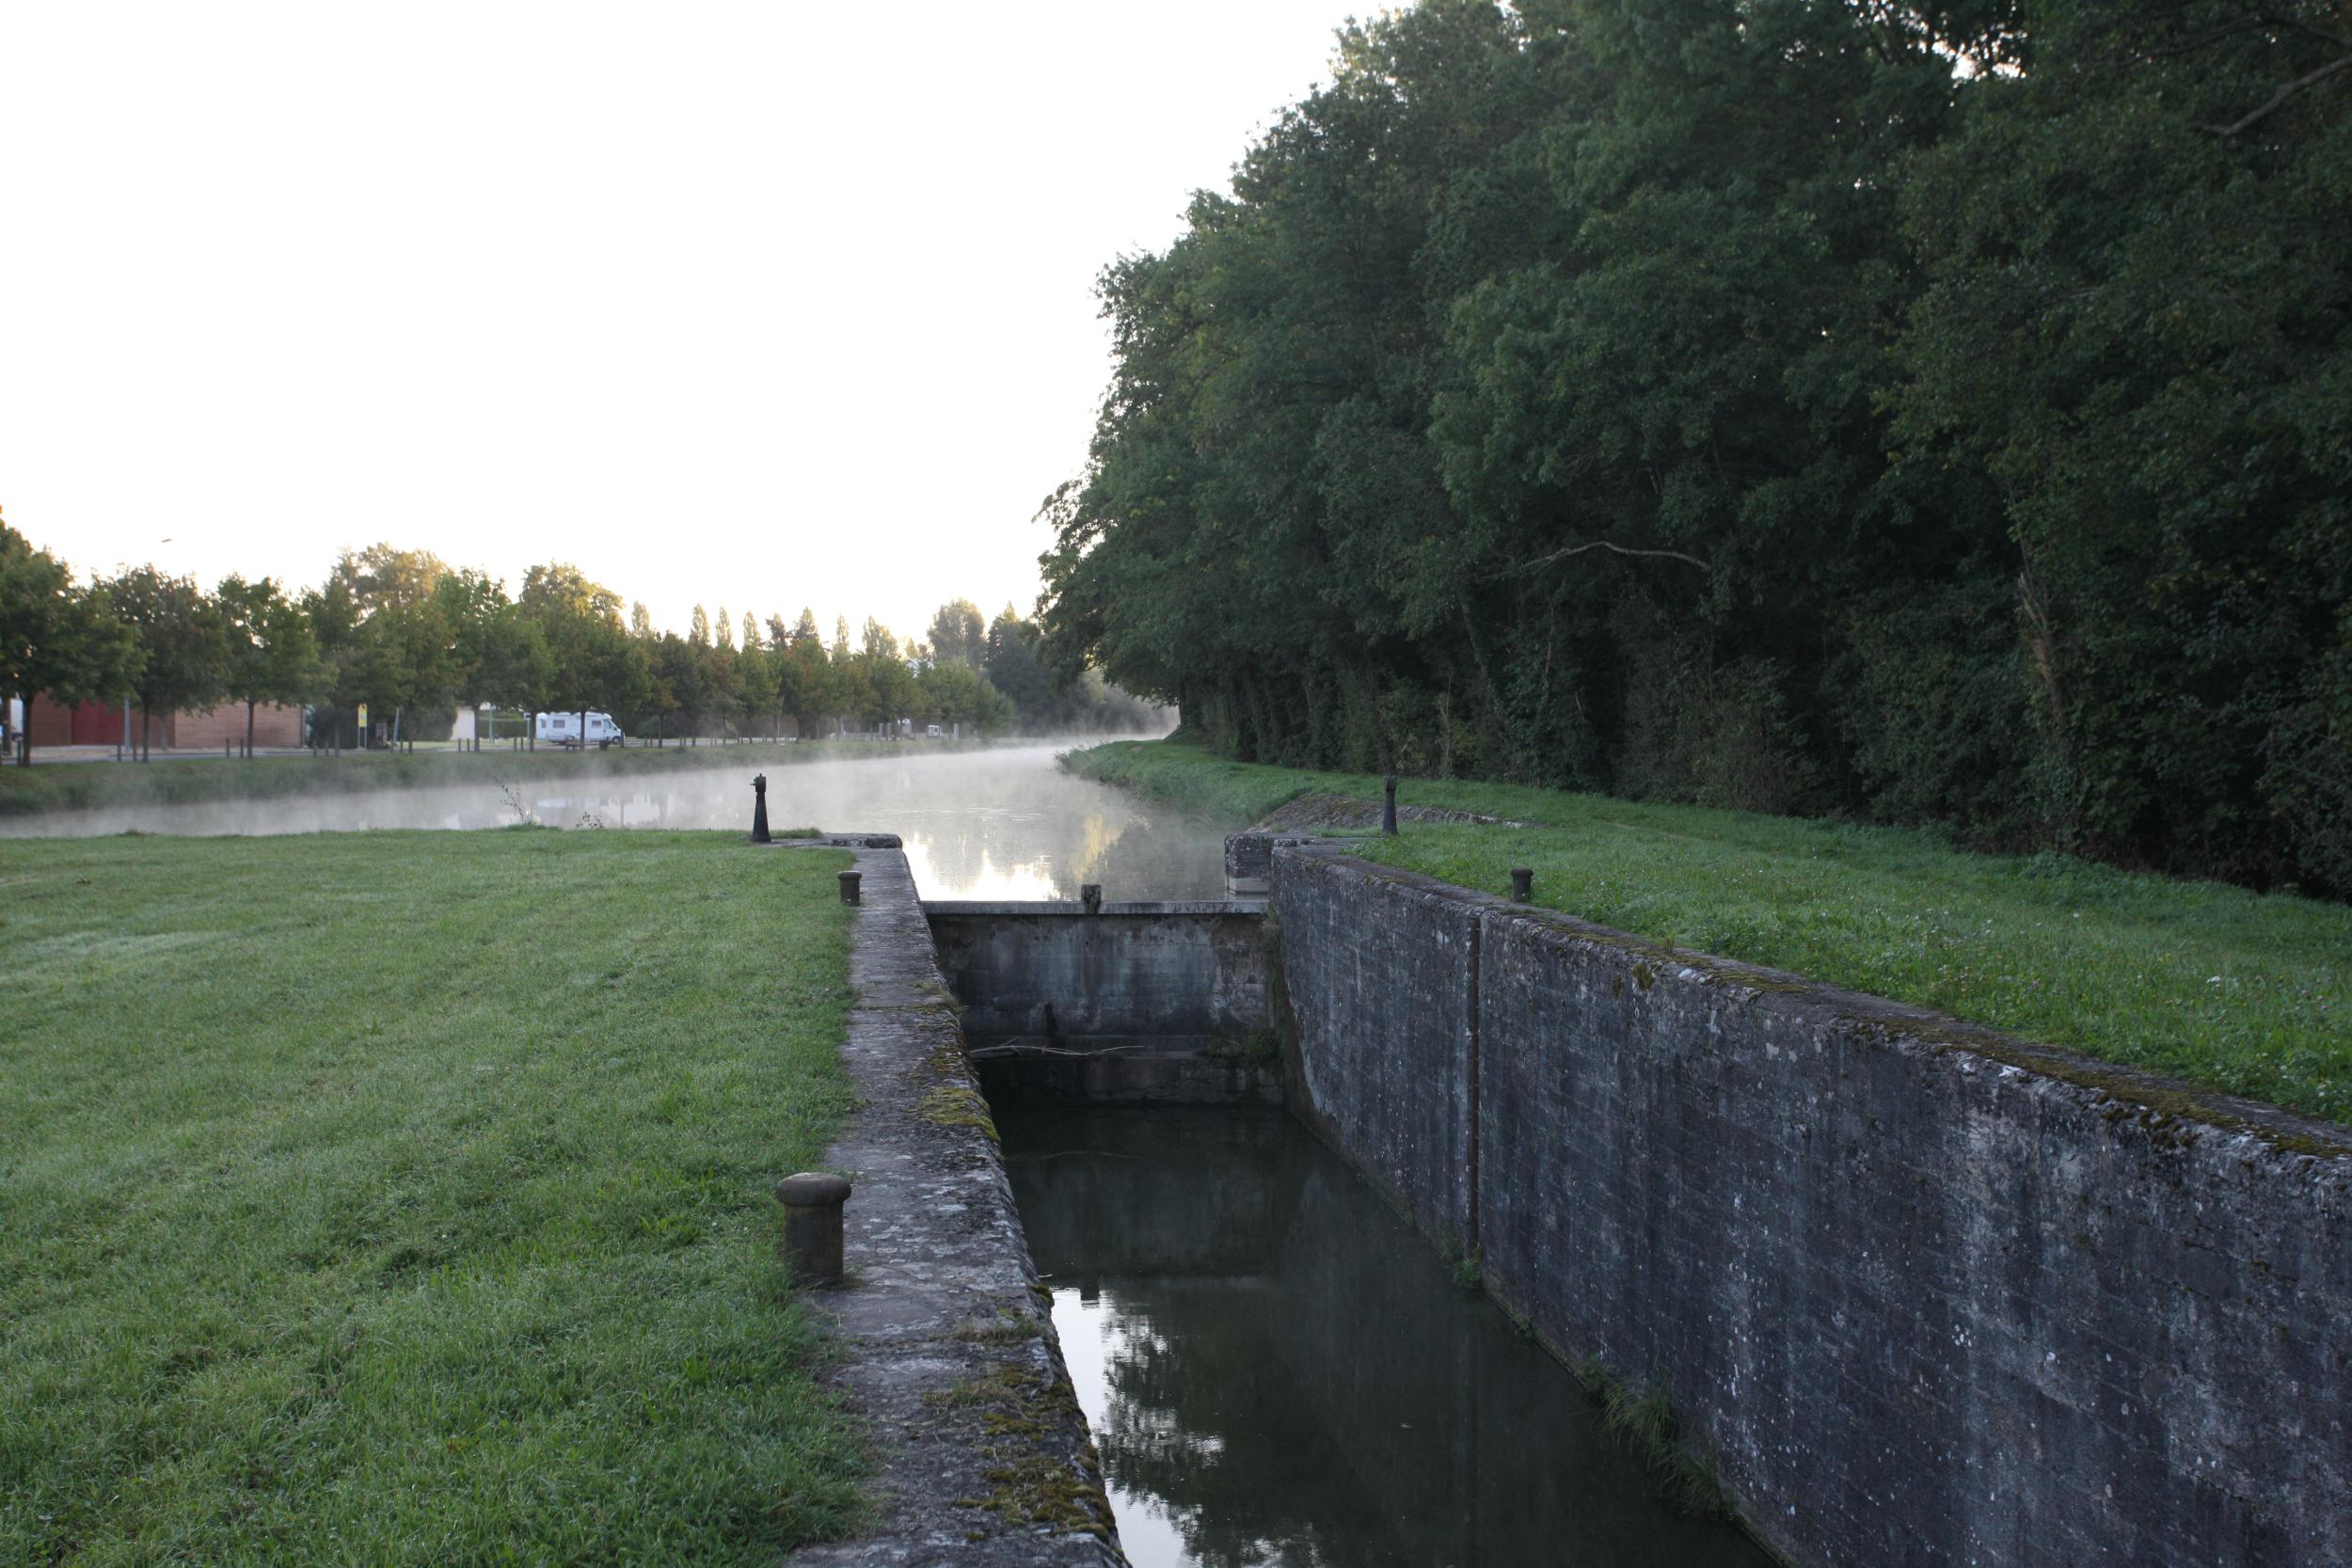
left=1268, top=843, right=2352, bottom=1568
left=927, top=901, right=1280, bottom=1104
left=925, top=901, right=1269, bottom=1045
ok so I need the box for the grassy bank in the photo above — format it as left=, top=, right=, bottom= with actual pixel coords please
left=0, top=736, right=994, bottom=820
left=1066, top=740, right=2352, bottom=1124
left=0, top=832, right=865, bottom=1564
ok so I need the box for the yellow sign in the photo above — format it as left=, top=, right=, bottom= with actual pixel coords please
left=356, top=703, right=369, bottom=730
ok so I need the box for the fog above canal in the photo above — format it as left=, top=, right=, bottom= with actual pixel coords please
left=4, top=741, right=1237, bottom=901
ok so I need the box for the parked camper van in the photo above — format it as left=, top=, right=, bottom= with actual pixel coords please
left=535, top=711, right=626, bottom=750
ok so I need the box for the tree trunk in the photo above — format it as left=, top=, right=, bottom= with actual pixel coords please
left=1343, top=651, right=1397, bottom=778
left=246, top=699, right=257, bottom=759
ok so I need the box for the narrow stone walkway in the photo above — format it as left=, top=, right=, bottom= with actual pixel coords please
left=781, top=840, right=1124, bottom=1568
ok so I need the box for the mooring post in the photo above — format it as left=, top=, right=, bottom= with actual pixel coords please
left=774, top=1172, right=851, bottom=1286
left=837, top=869, right=862, bottom=905
left=750, top=772, right=771, bottom=844
left=1383, top=774, right=1398, bottom=836
left=1081, top=883, right=1103, bottom=914
left=1511, top=866, right=1534, bottom=902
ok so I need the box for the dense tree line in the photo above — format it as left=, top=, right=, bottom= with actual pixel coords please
left=0, top=529, right=1159, bottom=762
left=1040, top=0, right=2352, bottom=893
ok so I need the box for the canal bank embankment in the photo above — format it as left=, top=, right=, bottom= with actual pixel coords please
left=1063, top=739, right=2352, bottom=1124
left=1262, top=837, right=2351, bottom=1568
left=779, top=839, right=1123, bottom=1567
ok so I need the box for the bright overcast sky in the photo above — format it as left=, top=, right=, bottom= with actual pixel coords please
left=1, top=2, right=1359, bottom=641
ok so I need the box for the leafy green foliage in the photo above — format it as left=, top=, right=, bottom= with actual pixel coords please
left=0, top=513, right=140, bottom=762
left=1041, top=0, right=2352, bottom=894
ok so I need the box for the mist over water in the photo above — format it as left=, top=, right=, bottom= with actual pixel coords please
left=1, top=741, right=1238, bottom=901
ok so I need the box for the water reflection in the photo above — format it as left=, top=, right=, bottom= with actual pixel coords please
left=1000, top=1107, right=1772, bottom=1568
left=1, top=742, right=1237, bottom=901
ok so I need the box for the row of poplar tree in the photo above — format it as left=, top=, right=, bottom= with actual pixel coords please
left=1, top=527, right=1155, bottom=761
left=1037, top=1, right=2352, bottom=895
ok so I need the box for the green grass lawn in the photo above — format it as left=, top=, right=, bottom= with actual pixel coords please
left=0, top=736, right=994, bottom=820
left=0, top=831, right=865, bottom=1565
left=1067, top=740, right=2352, bottom=1125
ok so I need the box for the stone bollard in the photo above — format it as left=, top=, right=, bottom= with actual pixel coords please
left=750, top=773, right=771, bottom=844
left=837, top=869, right=862, bottom=905
left=1080, top=883, right=1103, bottom=914
left=1383, top=774, right=1398, bottom=836
left=1510, top=866, right=1534, bottom=902
left=774, top=1172, right=851, bottom=1286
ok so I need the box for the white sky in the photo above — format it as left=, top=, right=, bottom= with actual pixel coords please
left=0, top=2, right=1358, bottom=642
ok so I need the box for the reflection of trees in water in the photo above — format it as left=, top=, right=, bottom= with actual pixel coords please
left=908, top=799, right=1232, bottom=900
left=1005, top=1109, right=1772, bottom=1568
left=1092, top=1282, right=1358, bottom=1568
left=1076, top=809, right=1233, bottom=901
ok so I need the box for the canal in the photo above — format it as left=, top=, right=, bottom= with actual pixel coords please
left=1, top=740, right=1235, bottom=900
left=1000, top=1105, right=1773, bottom=1568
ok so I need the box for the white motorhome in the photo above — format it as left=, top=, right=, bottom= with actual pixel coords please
left=535, top=710, right=626, bottom=750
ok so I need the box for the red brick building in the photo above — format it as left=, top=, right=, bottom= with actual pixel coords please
left=25, top=696, right=306, bottom=750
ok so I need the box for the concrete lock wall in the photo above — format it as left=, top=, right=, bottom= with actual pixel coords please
left=927, top=902, right=1270, bottom=1044
left=1268, top=843, right=2352, bottom=1568
left=927, top=902, right=1280, bottom=1104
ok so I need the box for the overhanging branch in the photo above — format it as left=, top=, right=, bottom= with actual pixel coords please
left=2209, top=51, right=2352, bottom=135
left=1497, top=539, right=1714, bottom=576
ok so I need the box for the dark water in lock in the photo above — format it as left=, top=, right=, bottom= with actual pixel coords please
left=999, top=1106, right=1772, bottom=1568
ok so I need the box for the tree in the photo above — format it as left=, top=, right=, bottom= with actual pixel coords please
left=986, top=606, right=1052, bottom=720
left=520, top=562, right=646, bottom=742
left=735, top=639, right=777, bottom=738
left=926, top=599, right=989, bottom=671
left=0, top=515, right=140, bottom=764
left=215, top=575, right=321, bottom=756
left=472, top=603, right=554, bottom=738
left=777, top=630, right=833, bottom=738
left=103, top=566, right=230, bottom=760
left=652, top=632, right=710, bottom=743
left=1888, top=0, right=2352, bottom=881
left=914, top=659, right=1012, bottom=733
left=330, top=544, right=448, bottom=612
left=298, top=577, right=365, bottom=749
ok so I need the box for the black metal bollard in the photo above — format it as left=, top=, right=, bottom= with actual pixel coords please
left=750, top=773, right=771, bottom=844
left=1383, top=774, right=1398, bottom=836
left=1080, top=883, right=1103, bottom=914
left=774, top=1172, right=851, bottom=1286
left=1510, top=866, right=1534, bottom=902
left=837, top=869, right=862, bottom=905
